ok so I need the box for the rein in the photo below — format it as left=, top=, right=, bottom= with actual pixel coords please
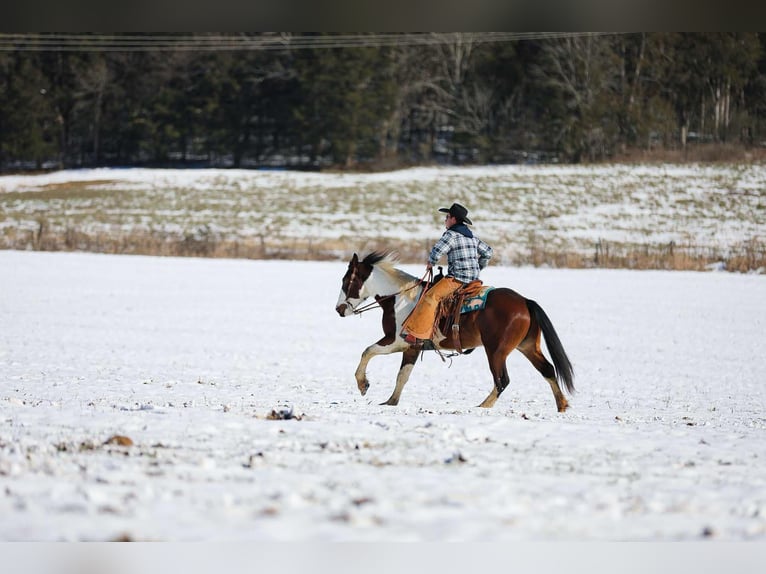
left=352, top=268, right=432, bottom=315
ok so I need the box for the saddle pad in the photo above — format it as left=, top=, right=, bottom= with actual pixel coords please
left=460, top=286, right=495, bottom=314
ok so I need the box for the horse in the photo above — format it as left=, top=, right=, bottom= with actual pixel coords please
left=335, top=251, right=574, bottom=412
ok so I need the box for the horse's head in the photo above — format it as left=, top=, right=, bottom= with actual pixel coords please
left=335, top=252, right=377, bottom=317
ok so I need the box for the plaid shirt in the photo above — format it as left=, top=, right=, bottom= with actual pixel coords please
left=429, top=227, right=493, bottom=283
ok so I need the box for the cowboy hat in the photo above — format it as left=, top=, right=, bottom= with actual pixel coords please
left=438, top=202, right=472, bottom=225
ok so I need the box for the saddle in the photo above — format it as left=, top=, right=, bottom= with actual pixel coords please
left=435, top=279, right=493, bottom=354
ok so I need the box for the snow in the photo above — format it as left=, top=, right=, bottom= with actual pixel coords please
left=1, top=249, right=765, bottom=542
left=1, top=164, right=764, bottom=263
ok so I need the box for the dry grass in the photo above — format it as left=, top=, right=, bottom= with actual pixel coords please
left=3, top=227, right=763, bottom=272
left=613, top=144, right=766, bottom=165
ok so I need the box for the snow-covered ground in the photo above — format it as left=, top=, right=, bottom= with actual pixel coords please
left=1, top=164, right=764, bottom=264
left=1, top=250, right=765, bottom=541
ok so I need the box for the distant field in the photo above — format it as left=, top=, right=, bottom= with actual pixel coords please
left=1, top=164, right=764, bottom=271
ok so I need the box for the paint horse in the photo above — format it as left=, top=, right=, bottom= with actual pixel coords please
left=335, top=252, right=574, bottom=412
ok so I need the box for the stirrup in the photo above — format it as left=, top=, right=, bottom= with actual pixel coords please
left=401, top=332, right=434, bottom=349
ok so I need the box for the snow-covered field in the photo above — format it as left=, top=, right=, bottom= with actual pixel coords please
left=1, top=250, right=764, bottom=542
left=1, top=164, right=764, bottom=265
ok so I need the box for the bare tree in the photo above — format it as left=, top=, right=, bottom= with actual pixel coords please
left=75, top=56, right=109, bottom=162
left=535, top=34, right=620, bottom=160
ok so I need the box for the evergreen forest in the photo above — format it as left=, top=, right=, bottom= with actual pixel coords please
left=1, top=32, right=765, bottom=171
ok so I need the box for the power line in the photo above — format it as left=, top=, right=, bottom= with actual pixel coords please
left=0, top=32, right=618, bottom=52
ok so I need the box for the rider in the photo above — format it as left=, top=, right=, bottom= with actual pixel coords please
left=401, top=202, right=493, bottom=346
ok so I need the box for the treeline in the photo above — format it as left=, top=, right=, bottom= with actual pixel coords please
left=1, top=32, right=765, bottom=171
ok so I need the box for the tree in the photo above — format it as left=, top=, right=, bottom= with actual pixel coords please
left=0, top=54, right=58, bottom=168
left=1, top=33, right=765, bottom=171
left=292, top=36, right=396, bottom=167
left=73, top=55, right=110, bottom=163
left=390, top=34, right=488, bottom=163
left=658, top=33, right=761, bottom=147
left=532, top=33, right=622, bottom=161
left=742, top=33, right=766, bottom=146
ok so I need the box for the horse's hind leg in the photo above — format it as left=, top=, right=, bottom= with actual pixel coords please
left=477, top=348, right=510, bottom=408
left=519, top=332, right=569, bottom=412
left=382, top=346, right=420, bottom=406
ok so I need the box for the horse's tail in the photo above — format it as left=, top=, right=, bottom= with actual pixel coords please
left=526, top=299, right=575, bottom=394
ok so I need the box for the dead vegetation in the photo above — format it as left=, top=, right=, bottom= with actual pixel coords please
left=2, top=226, right=763, bottom=272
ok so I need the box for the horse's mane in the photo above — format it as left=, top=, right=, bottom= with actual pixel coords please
left=361, top=251, right=393, bottom=267
left=362, top=251, right=417, bottom=284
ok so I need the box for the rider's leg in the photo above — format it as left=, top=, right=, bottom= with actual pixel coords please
left=401, top=277, right=462, bottom=341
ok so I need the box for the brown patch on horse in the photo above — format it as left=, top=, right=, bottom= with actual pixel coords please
left=340, top=253, right=361, bottom=298
left=341, top=253, right=380, bottom=298
left=344, top=253, right=382, bottom=297
left=376, top=294, right=397, bottom=346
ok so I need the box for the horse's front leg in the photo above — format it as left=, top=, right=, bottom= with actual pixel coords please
left=355, top=338, right=403, bottom=396
left=354, top=344, right=376, bottom=396
left=381, top=346, right=420, bottom=406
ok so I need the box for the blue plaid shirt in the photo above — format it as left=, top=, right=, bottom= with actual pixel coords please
left=428, top=225, right=493, bottom=283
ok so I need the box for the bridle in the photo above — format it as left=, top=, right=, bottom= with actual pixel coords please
left=348, top=268, right=432, bottom=315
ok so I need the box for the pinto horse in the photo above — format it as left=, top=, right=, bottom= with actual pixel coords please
left=335, top=251, right=574, bottom=412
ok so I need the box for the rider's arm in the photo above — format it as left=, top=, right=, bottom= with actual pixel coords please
left=477, top=239, right=493, bottom=269
left=428, top=231, right=455, bottom=266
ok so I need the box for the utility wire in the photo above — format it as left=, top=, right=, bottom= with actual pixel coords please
left=0, top=32, right=618, bottom=52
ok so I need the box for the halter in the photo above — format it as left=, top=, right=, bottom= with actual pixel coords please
left=351, top=268, right=432, bottom=315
